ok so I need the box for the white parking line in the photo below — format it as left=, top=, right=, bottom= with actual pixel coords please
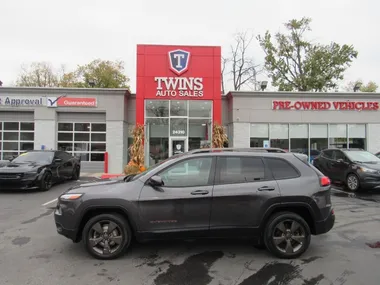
left=42, top=198, right=58, bottom=206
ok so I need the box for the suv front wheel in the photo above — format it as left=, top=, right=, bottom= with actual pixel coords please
left=82, top=213, right=132, bottom=260
left=264, top=212, right=311, bottom=259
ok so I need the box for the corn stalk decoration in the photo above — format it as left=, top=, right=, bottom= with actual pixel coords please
left=125, top=124, right=146, bottom=175
left=212, top=123, right=228, bottom=148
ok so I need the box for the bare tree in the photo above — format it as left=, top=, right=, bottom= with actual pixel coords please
left=223, top=31, right=262, bottom=91
left=16, top=62, right=60, bottom=87
left=221, top=57, right=229, bottom=94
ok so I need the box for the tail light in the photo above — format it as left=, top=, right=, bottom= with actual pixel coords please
left=320, top=176, right=331, bottom=187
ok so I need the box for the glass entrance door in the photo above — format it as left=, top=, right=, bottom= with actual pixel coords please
left=169, top=137, right=188, bottom=157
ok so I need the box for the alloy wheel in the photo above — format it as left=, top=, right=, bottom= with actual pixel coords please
left=88, top=221, right=124, bottom=256
left=272, top=219, right=306, bottom=254
left=347, top=175, right=359, bottom=191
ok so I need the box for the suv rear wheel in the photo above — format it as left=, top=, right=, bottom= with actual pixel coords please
left=264, top=212, right=311, bottom=259
left=82, top=213, right=132, bottom=260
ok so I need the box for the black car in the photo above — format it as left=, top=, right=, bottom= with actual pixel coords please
left=0, top=150, right=81, bottom=191
left=313, top=148, right=380, bottom=192
left=55, top=148, right=334, bottom=260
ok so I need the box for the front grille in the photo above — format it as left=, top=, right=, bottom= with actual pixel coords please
left=0, top=173, right=24, bottom=179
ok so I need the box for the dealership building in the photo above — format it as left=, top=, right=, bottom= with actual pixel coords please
left=1, top=44, right=380, bottom=173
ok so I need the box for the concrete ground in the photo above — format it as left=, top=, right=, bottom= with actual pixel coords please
left=0, top=179, right=380, bottom=285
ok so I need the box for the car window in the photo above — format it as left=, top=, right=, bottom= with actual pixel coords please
left=333, top=150, right=346, bottom=161
left=12, top=152, right=54, bottom=164
left=322, top=150, right=333, bottom=159
left=265, top=157, right=300, bottom=180
left=159, top=157, right=213, bottom=187
left=344, top=150, right=380, bottom=163
left=60, top=151, right=72, bottom=160
left=217, top=156, right=266, bottom=184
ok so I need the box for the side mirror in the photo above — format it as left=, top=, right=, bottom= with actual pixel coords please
left=148, top=175, right=164, bottom=191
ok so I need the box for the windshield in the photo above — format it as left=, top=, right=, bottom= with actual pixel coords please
left=344, top=151, right=380, bottom=163
left=12, top=152, right=54, bottom=164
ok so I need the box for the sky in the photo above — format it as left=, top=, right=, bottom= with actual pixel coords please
left=0, top=0, right=378, bottom=92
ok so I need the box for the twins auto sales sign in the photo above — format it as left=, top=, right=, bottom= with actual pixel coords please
left=136, top=45, right=221, bottom=100
left=272, top=100, right=380, bottom=111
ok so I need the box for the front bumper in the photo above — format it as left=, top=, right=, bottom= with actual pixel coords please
left=54, top=200, right=80, bottom=242
left=359, top=174, right=380, bottom=189
left=314, top=209, right=335, bottom=235
left=0, top=175, right=40, bottom=190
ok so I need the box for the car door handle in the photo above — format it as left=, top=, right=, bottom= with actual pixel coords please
left=191, top=190, right=209, bottom=195
left=258, top=186, right=275, bottom=191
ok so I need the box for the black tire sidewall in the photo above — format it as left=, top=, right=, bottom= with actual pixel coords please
left=82, top=213, right=131, bottom=260
left=346, top=174, right=360, bottom=192
left=40, top=171, right=52, bottom=191
left=264, top=212, right=311, bottom=259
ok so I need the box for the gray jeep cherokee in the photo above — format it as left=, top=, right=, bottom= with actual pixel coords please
left=54, top=149, right=335, bottom=260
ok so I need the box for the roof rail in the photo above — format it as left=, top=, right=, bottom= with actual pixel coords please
left=188, top=147, right=287, bottom=154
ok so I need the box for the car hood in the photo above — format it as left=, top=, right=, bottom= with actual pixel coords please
left=0, top=161, right=47, bottom=173
left=359, top=162, right=380, bottom=171
left=66, top=178, right=129, bottom=194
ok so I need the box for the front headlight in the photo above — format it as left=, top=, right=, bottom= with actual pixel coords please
left=358, top=167, right=378, bottom=173
left=60, top=193, right=83, bottom=200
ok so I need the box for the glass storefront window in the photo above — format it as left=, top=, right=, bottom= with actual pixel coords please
left=144, top=100, right=213, bottom=167
left=189, top=119, right=212, bottom=150
left=146, top=118, right=169, bottom=165
left=170, top=101, right=187, bottom=116
left=146, top=100, right=169, bottom=117
left=310, top=124, right=328, bottom=161
left=270, top=124, right=289, bottom=150
left=170, top=118, right=187, bottom=137
left=329, top=124, right=347, bottom=148
left=290, top=124, right=308, bottom=156
left=189, top=101, right=212, bottom=117
left=348, top=124, right=366, bottom=149
left=250, top=124, right=269, bottom=147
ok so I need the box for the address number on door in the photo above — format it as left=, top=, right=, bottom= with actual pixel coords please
left=172, top=130, right=185, bottom=135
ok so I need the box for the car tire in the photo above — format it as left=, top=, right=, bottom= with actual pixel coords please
left=82, top=213, right=132, bottom=260
left=39, top=171, right=53, bottom=191
left=71, top=166, right=80, bottom=181
left=346, top=173, right=360, bottom=192
left=264, top=212, right=311, bottom=259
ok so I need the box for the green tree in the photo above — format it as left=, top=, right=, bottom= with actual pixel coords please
left=63, top=59, right=130, bottom=89
left=346, top=80, right=378, bottom=92
left=257, top=17, right=358, bottom=91
left=16, top=62, right=61, bottom=87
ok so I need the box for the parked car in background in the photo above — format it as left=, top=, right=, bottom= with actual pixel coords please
left=0, top=150, right=81, bottom=191
left=313, top=148, right=380, bottom=192
left=55, top=148, right=334, bottom=260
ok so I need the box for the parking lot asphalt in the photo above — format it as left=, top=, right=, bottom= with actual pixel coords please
left=0, top=179, right=380, bottom=285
